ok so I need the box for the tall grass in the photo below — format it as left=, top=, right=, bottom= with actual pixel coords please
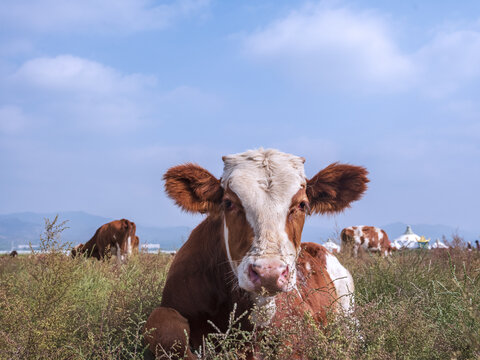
left=0, top=252, right=171, bottom=360
left=341, top=248, right=480, bottom=360
left=1, top=232, right=479, bottom=359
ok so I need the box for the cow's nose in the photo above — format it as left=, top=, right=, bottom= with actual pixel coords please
left=248, top=261, right=290, bottom=294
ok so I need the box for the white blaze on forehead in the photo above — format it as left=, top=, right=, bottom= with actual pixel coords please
left=222, top=148, right=306, bottom=236
left=221, top=148, right=306, bottom=291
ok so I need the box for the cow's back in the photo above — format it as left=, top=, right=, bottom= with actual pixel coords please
left=275, top=242, right=353, bottom=325
left=341, top=225, right=393, bottom=256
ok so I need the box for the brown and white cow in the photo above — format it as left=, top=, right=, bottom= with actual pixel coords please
left=71, top=219, right=137, bottom=261
left=341, top=225, right=393, bottom=257
left=144, top=149, right=369, bottom=359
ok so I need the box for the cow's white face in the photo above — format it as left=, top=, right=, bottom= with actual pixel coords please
left=221, top=149, right=307, bottom=294
left=163, top=148, right=369, bottom=296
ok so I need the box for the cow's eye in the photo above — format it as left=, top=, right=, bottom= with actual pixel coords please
left=298, top=201, right=308, bottom=211
left=224, top=199, right=234, bottom=210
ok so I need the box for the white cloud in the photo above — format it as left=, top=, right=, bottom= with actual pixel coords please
left=243, top=3, right=480, bottom=97
left=4, top=54, right=221, bottom=133
left=0, top=0, right=210, bottom=33
left=244, top=5, right=414, bottom=92
left=12, top=55, right=156, bottom=95
left=8, top=55, right=157, bottom=132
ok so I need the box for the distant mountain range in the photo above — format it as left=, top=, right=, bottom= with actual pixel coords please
left=0, top=211, right=477, bottom=251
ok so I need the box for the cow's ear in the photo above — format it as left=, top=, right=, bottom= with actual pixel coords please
left=164, top=163, right=223, bottom=214
left=306, top=163, right=369, bottom=215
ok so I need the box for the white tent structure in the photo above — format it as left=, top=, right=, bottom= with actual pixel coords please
left=394, top=225, right=421, bottom=249
left=429, top=238, right=448, bottom=249
left=392, top=240, right=403, bottom=250
left=323, top=239, right=341, bottom=253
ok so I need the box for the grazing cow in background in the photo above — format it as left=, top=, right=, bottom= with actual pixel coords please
left=9, top=250, right=18, bottom=257
left=133, top=235, right=140, bottom=254
left=144, top=148, right=369, bottom=359
left=341, top=225, right=393, bottom=257
left=70, top=243, right=84, bottom=257
left=72, top=219, right=137, bottom=261
left=476, top=240, right=480, bottom=252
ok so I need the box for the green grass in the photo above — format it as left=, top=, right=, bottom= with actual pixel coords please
left=0, top=251, right=170, bottom=360
left=342, top=249, right=480, bottom=360
left=1, top=245, right=479, bottom=359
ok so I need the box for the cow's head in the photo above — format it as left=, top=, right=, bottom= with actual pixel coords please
left=71, top=243, right=84, bottom=258
left=118, top=219, right=136, bottom=260
left=164, top=149, right=368, bottom=296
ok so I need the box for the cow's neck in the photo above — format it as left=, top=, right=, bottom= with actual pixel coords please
left=161, top=214, right=282, bottom=348
left=161, top=215, right=254, bottom=317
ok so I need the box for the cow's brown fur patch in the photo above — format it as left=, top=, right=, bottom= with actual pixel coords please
left=285, top=188, right=309, bottom=249
left=222, top=188, right=255, bottom=263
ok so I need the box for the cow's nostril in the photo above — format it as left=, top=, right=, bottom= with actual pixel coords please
left=248, top=262, right=291, bottom=293
left=248, top=264, right=260, bottom=284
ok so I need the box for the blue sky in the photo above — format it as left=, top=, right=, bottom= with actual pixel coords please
left=0, top=0, right=479, bottom=234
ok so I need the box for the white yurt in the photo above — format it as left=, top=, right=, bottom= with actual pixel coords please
left=392, top=240, right=403, bottom=249
left=429, top=238, right=448, bottom=249
left=323, top=238, right=341, bottom=253
left=394, top=225, right=421, bottom=249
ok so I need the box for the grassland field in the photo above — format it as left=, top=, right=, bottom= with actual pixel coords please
left=1, top=233, right=479, bottom=360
